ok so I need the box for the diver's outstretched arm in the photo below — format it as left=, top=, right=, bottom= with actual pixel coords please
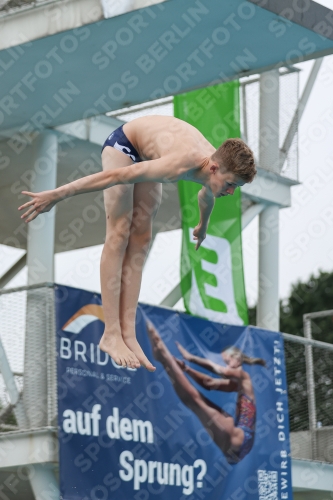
left=176, top=341, right=223, bottom=375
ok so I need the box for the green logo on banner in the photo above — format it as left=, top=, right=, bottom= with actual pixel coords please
left=174, top=82, right=248, bottom=325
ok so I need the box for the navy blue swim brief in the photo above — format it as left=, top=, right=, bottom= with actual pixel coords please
left=101, top=125, right=142, bottom=163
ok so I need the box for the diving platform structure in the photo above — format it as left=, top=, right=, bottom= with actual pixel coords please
left=1, top=0, right=333, bottom=498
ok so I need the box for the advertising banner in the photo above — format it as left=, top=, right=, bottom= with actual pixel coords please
left=56, top=285, right=293, bottom=500
left=174, top=82, right=248, bottom=325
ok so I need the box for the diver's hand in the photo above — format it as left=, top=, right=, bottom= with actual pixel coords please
left=18, top=190, right=58, bottom=223
left=193, top=224, right=206, bottom=250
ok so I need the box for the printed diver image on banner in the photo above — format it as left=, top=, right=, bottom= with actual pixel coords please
left=55, top=285, right=293, bottom=500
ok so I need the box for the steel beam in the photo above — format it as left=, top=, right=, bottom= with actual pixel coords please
left=0, top=337, right=27, bottom=428
left=241, top=167, right=298, bottom=208
left=0, top=254, right=26, bottom=289
left=55, top=115, right=124, bottom=146
left=241, top=203, right=265, bottom=230
left=280, top=58, right=324, bottom=169
left=0, top=427, right=58, bottom=468
left=159, top=283, right=182, bottom=308
left=292, top=459, right=333, bottom=493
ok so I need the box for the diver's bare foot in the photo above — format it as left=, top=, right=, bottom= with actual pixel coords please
left=123, top=335, right=156, bottom=372
left=174, top=357, right=187, bottom=371
left=99, top=332, right=140, bottom=369
left=175, top=341, right=193, bottom=361
left=146, top=321, right=172, bottom=365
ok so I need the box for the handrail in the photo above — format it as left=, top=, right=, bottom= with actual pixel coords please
left=0, top=282, right=54, bottom=296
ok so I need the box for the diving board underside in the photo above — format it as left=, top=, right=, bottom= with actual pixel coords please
left=1, top=0, right=333, bottom=132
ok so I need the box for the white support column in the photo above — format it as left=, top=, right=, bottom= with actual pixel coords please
left=259, top=70, right=280, bottom=174
left=27, top=131, right=58, bottom=285
left=30, top=464, right=60, bottom=500
left=257, top=70, right=280, bottom=331
left=257, top=205, right=279, bottom=330
left=24, top=132, right=57, bottom=429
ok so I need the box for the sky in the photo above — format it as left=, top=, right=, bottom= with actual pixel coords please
left=1, top=0, right=333, bottom=310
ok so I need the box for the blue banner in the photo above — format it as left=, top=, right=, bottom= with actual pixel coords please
left=56, top=285, right=293, bottom=500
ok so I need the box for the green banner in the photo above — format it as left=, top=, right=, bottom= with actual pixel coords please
left=174, top=82, right=248, bottom=325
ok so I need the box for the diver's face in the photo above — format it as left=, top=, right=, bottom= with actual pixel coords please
left=209, top=168, right=245, bottom=199
left=222, top=352, right=241, bottom=368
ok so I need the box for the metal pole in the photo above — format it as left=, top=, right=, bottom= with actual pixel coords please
left=282, top=331, right=333, bottom=352
left=241, top=82, right=248, bottom=144
left=0, top=254, right=26, bottom=289
left=257, top=69, right=280, bottom=331
left=24, top=132, right=57, bottom=429
left=303, top=315, right=317, bottom=460
left=241, top=203, right=265, bottom=230
left=280, top=58, right=323, bottom=170
left=27, top=131, right=57, bottom=285
left=0, top=336, right=28, bottom=428
left=281, top=57, right=324, bottom=166
left=0, top=282, right=54, bottom=296
left=304, top=309, right=333, bottom=320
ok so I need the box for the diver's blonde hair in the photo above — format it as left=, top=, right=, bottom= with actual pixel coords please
left=212, top=138, right=257, bottom=183
left=223, top=346, right=266, bottom=367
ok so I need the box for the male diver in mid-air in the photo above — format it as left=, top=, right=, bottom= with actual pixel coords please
left=18, top=116, right=256, bottom=371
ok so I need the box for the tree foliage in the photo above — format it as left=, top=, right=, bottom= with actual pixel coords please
left=248, top=271, right=333, bottom=431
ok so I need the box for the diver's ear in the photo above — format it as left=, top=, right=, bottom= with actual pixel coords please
left=210, top=164, right=219, bottom=174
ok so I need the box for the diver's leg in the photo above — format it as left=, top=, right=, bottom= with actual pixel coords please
left=175, top=360, right=237, bottom=392
left=120, top=182, right=162, bottom=371
left=99, top=147, right=140, bottom=369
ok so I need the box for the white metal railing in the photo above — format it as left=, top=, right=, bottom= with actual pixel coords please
left=0, top=283, right=56, bottom=431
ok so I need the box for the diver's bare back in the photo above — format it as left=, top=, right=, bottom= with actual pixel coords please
left=123, top=116, right=215, bottom=166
